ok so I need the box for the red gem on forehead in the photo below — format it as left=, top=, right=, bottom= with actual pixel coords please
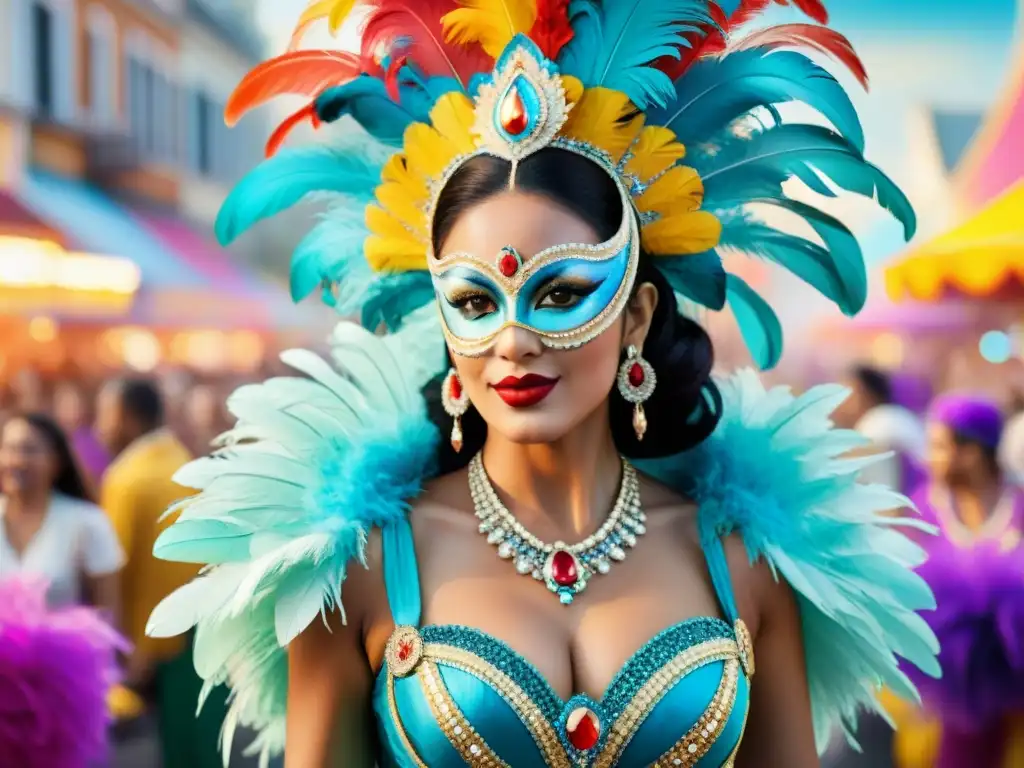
left=498, top=248, right=520, bottom=277
left=499, top=88, right=528, bottom=136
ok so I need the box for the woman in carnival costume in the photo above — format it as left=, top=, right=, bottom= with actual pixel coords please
left=890, top=395, right=1024, bottom=768
left=147, top=1, right=940, bottom=765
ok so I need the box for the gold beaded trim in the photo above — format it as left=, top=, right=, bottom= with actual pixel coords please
left=593, top=638, right=739, bottom=768
left=428, top=644, right=571, bottom=768
left=734, top=619, right=755, bottom=679
left=721, top=687, right=751, bottom=768
left=419, top=660, right=510, bottom=766
left=652, top=658, right=741, bottom=767
left=386, top=672, right=429, bottom=768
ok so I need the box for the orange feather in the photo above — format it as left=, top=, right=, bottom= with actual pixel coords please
left=225, top=50, right=362, bottom=127
left=264, top=103, right=322, bottom=157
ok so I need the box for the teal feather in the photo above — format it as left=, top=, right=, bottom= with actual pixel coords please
left=655, top=249, right=727, bottom=309
left=637, top=371, right=939, bottom=753
left=558, top=0, right=716, bottom=108
left=146, top=323, right=441, bottom=764
left=215, top=140, right=387, bottom=247
left=724, top=273, right=783, bottom=369
left=314, top=77, right=419, bottom=145
left=649, top=49, right=864, bottom=152
left=289, top=200, right=434, bottom=330
left=701, top=124, right=917, bottom=240
left=719, top=199, right=867, bottom=315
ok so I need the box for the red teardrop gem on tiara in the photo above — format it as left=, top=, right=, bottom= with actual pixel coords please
left=566, top=707, right=601, bottom=751
left=498, top=250, right=519, bottom=277
left=628, top=362, right=645, bottom=388
left=551, top=550, right=578, bottom=587
left=499, top=88, right=528, bottom=135
left=449, top=374, right=462, bottom=399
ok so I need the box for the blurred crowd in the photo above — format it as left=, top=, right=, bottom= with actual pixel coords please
left=0, top=367, right=279, bottom=768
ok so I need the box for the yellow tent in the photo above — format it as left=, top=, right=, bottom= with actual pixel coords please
left=885, top=179, right=1024, bottom=302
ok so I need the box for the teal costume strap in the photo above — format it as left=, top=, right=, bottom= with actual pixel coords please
left=381, top=517, right=423, bottom=627
left=701, top=534, right=740, bottom=625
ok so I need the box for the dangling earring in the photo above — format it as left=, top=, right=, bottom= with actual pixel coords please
left=617, top=344, right=656, bottom=441
left=442, top=368, right=470, bottom=452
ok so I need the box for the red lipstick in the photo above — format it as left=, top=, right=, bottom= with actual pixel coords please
left=492, top=373, right=559, bottom=408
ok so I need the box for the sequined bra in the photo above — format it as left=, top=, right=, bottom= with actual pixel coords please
left=372, top=519, right=754, bottom=767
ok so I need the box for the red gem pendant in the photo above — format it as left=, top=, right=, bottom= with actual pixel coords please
left=550, top=550, right=578, bottom=587
left=499, top=88, right=528, bottom=135
left=628, top=362, right=645, bottom=388
left=397, top=639, right=413, bottom=661
left=497, top=247, right=520, bottom=277
left=566, top=707, right=601, bottom=751
left=449, top=373, right=462, bottom=399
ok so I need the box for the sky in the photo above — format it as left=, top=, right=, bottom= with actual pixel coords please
left=253, top=0, right=1022, bottom=269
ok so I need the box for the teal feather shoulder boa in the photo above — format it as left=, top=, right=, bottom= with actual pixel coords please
left=148, top=333, right=937, bottom=762
left=639, top=370, right=939, bottom=752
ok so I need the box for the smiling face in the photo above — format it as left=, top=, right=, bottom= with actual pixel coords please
left=0, top=418, right=60, bottom=497
left=436, top=191, right=656, bottom=445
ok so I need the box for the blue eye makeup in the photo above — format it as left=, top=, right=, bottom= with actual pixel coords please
left=428, top=182, right=639, bottom=356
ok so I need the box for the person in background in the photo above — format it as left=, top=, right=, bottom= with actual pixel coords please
left=95, top=378, right=226, bottom=768
left=0, top=412, right=123, bottom=615
left=53, top=380, right=110, bottom=488
left=182, top=382, right=222, bottom=455
left=833, top=365, right=927, bottom=495
left=891, top=394, right=1024, bottom=768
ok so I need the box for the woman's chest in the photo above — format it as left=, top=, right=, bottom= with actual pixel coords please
left=0, top=511, right=83, bottom=604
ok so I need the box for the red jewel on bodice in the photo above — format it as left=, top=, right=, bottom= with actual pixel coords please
left=498, top=249, right=519, bottom=277
left=397, top=639, right=413, bottom=661
left=551, top=550, right=578, bottom=587
left=628, top=362, right=645, bottom=388
left=499, top=89, right=528, bottom=135
left=449, top=374, right=462, bottom=399
left=566, top=707, right=601, bottom=751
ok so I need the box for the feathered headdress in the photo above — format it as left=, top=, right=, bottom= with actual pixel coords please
left=216, top=0, right=914, bottom=369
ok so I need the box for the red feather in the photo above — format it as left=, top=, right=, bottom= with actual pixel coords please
left=384, top=54, right=408, bottom=100
left=776, top=0, right=828, bottom=25
left=359, top=0, right=490, bottom=86
left=730, top=23, right=866, bottom=87
left=655, top=0, right=835, bottom=80
left=529, top=0, right=574, bottom=60
left=265, top=102, right=322, bottom=157
left=226, top=50, right=362, bottom=127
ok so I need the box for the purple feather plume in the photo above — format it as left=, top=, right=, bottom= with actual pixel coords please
left=0, top=576, right=128, bottom=768
left=907, top=536, right=1024, bottom=732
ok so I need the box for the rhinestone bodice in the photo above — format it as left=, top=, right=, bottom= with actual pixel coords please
left=371, top=520, right=752, bottom=767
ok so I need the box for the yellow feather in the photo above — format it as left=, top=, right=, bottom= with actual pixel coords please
left=327, top=0, right=360, bottom=32
left=288, top=0, right=348, bottom=49
left=561, top=88, right=643, bottom=164
left=636, top=166, right=704, bottom=216
left=624, top=127, right=686, bottom=181
left=441, top=0, right=538, bottom=59
left=429, top=93, right=477, bottom=153
left=642, top=210, right=722, bottom=255
left=365, top=206, right=428, bottom=272
left=402, top=124, right=462, bottom=180
left=562, top=76, right=584, bottom=106
left=375, top=182, right=428, bottom=237
left=381, top=155, right=427, bottom=196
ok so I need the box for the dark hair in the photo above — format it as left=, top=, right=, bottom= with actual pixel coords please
left=119, top=379, right=164, bottom=432
left=851, top=366, right=892, bottom=406
left=5, top=413, right=93, bottom=502
left=426, top=149, right=722, bottom=474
